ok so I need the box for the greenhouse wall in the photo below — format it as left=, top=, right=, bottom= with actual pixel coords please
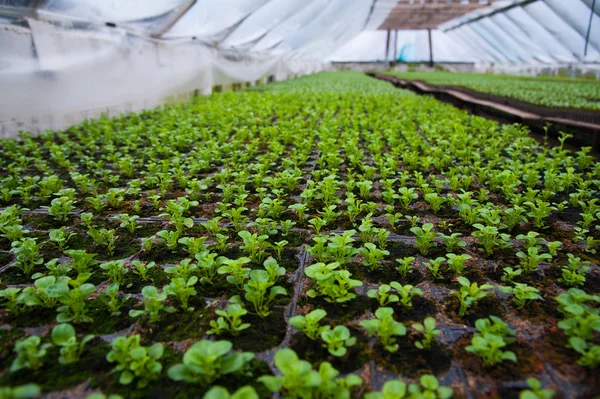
left=0, top=19, right=324, bottom=138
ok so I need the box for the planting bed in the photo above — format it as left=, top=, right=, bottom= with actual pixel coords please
left=0, top=71, right=599, bottom=398
left=388, top=71, right=600, bottom=112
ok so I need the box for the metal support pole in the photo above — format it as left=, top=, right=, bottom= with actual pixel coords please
left=585, top=0, right=597, bottom=56
left=428, top=29, right=434, bottom=67
left=392, top=30, right=398, bottom=64
left=385, top=29, right=391, bottom=66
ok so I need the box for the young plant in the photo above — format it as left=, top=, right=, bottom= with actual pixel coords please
left=440, top=233, right=466, bottom=252
left=410, top=223, right=437, bottom=255
left=569, top=337, right=600, bottom=368
left=242, top=270, right=287, bottom=318
left=305, top=262, right=362, bottom=303
left=56, top=275, right=96, bottom=323
left=452, top=277, right=494, bottom=317
left=49, top=227, right=76, bottom=252
left=289, top=309, right=328, bottom=340
left=472, top=224, right=510, bottom=256
left=424, top=192, right=446, bottom=212
left=446, top=253, right=472, bottom=275
left=129, top=285, right=176, bottom=322
left=176, top=237, right=207, bottom=258
left=10, top=336, right=51, bottom=372
left=517, top=247, right=552, bottom=274
left=359, top=243, right=390, bottom=271
left=0, top=384, right=40, bottom=399
left=65, top=249, right=97, bottom=274
left=238, top=230, right=270, bottom=263
left=208, top=303, right=251, bottom=337
left=156, top=230, right=180, bottom=252
left=520, top=377, right=555, bottom=399
left=88, top=228, right=118, bottom=256
left=395, top=256, right=415, bottom=280
left=259, top=349, right=360, bottom=398
left=11, top=238, right=43, bottom=275
left=51, top=323, right=94, bottom=365
left=499, top=283, right=542, bottom=308
left=425, top=257, right=446, bottom=280
left=167, top=340, right=253, bottom=384
left=398, top=187, right=418, bottom=210
left=320, top=325, right=356, bottom=356
left=559, top=254, right=591, bottom=287
left=100, top=283, right=128, bottom=315
left=100, top=260, right=128, bottom=285
left=44, top=196, right=75, bottom=222
left=203, top=386, right=259, bottom=399
left=131, top=260, right=155, bottom=281
left=466, top=332, right=516, bottom=366
left=164, top=276, right=198, bottom=312
left=115, top=214, right=139, bottom=234
left=367, top=284, right=399, bottom=306
left=106, top=335, right=164, bottom=388
left=390, top=281, right=423, bottom=308
left=412, top=317, right=440, bottom=349
left=360, top=307, right=406, bottom=353
left=19, top=275, right=67, bottom=308
left=218, top=256, right=252, bottom=289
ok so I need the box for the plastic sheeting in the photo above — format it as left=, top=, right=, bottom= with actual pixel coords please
left=0, top=18, right=324, bottom=138
left=328, top=29, right=477, bottom=63
left=441, top=0, right=600, bottom=63
left=0, top=0, right=383, bottom=137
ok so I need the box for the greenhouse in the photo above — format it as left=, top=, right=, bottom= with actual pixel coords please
left=0, top=1, right=599, bottom=398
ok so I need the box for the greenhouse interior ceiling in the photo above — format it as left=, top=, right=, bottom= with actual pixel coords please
left=1, top=2, right=600, bottom=399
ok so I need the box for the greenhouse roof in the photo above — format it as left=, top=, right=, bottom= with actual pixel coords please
left=378, top=0, right=494, bottom=31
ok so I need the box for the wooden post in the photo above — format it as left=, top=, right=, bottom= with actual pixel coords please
left=385, top=29, right=391, bottom=65
left=428, top=29, right=434, bottom=67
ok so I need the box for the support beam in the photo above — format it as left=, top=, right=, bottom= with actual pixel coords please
left=392, top=30, right=398, bottom=63
left=151, top=0, right=196, bottom=38
left=428, top=29, right=434, bottom=67
left=385, top=29, right=391, bottom=63
left=585, top=0, right=597, bottom=56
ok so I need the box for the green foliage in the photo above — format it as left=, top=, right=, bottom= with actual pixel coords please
left=520, top=378, right=555, bottom=399
left=259, top=348, right=361, bottom=398
left=390, top=281, right=423, bottom=308
left=452, top=277, right=493, bottom=317
left=359, top=243, right=390, bottom=271
left=164, top=276, right=198, bottom=311
left=167, top=340, right=253, bottom=384
left=289, top=308, right=328, bottom=340
left=0, top=384, right=40, bottom=399
left=305, top=262, right=362, bottom=303
left=203, top=386, right=259, bottom=399
left=320, top=325, right=356, bottom=356
left=410, top=223, right=436, bottom=255
left=129, top=285, right=176, bottom=322
left=208, top=303, right=251, bottom=337
left=51, top=323, right=94, bottom=365
left=106, top=335, right=164, bottom=388
left=10, top=336, right=51, bottom=372
left=365, top=374, right=453, bottom=399
left=10, top=238, right=43, bottom=275
left=500, top=283, right=542, bottom=308
left=360, top=307, right=406, bottom=353
left=395, top=257, right=415, bottom=280
left=412, top=317, right=440, bottom=349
